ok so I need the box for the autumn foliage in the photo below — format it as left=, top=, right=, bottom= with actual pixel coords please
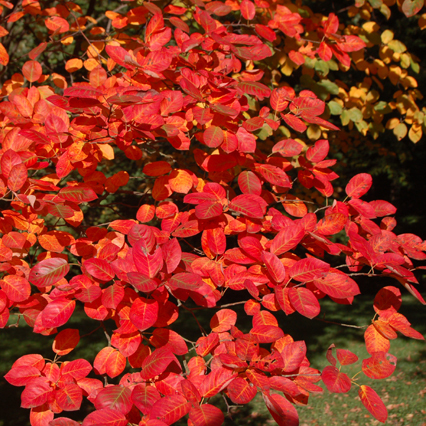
left=0, top=0, right=426, bottom=425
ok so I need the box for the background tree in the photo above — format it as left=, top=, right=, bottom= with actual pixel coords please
left=0, top=0, right=425, bottom=425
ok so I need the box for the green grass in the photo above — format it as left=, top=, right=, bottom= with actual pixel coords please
left=0, top=294, right=425, bottom=426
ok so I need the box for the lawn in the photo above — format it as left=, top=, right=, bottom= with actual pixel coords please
left=0, top=293, right=425, bottom=426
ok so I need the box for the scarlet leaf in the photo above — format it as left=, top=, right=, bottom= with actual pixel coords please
left=133, top=244, right=163, bottom=278
left=270, top=224, right=305, bottom=255
left=1, top=275, right=31, bottom=302
left=8, top=163, right=27, bottom=191
left=21, top=377, right=52, bottom=408
left=52, top=329, right=80, bottom=356
left=84, top=258, right=115, bottom=282
left=336, top=349, right=358, bottom=366
left=141, top=346, right=177, bottom=380
left=56, top=383, right=83, bottom=411
left=150, top=395, right=191, bottom=424
left=345, top=173, right=373, bottom=199
left=204, top=126, right=224, bottom=148
left=129, top=297, right=159, bottom=331
left=169, top=272, right=203, bottom=291
left=22, top=61, right=42, bottom=82
left=229, top=194, right=267, bottom=218
left=238, top=170, right=262, bottom=195
left=189, top=404, right=224, bottom=426
left=289, top=258, right=330, bottom=282
left=59, top=186, right=98, bottom=203
left=41, top=298, right=76, bottom=328
left=227, top=377, right=257, bottom=404
left=210, top=309, right=237, bottom=332
left=4, top=366, right=41, bottom=386
left=82, top=408, right=128, bottom=426
left=29, top=258, right=70, bottom=287
left=358, top=385, right=387, bottom=423
left=322, top=366, right=351, bottom=393
left=288, top=287, right=321, bottom=319
left=362, top=352, right=397, bottom=379
left=94, top=386, right=133, bottom=415
left=94, top=347, right=126, bottom=378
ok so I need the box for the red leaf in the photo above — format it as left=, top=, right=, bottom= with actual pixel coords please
left=261, top=251, right=286, bottom=283
left=21, top=377, right=52, bottom=408
left=150, top=395, right=191, bottom=424
left=41, top=298, right=75, bottom=328
left=189, top=404, right=224, bottom=426
left=240, top=0, right=256, bottom=20
left=133, top=244, right=163, bottom=278
left=1, top=275, right=31, bottom=302
left=358, top=385, right=387, bottom=423
left=364, top=324, right=390, bottom=355
left=82, top=408, right=128, bottom=426
left=272, top=139, right=303, bottom=157
left=29, top=257, right=70, bottom=287
left=322, top=366, right=351, bottom=393
left=204, top=126, right=224, bottom=148
left=8, top=163, right=27, bottom=191
left=270, top=224, right=305, bottom=255
left=130, top=297, right=159, bottom=331
left=56, top=383, right=83, bottom=411
left=313, top=273, right=360, bottom=299
left=237, top=81, right=271, bottom=100
left=195, top=201, right=223, bottom=219
left=22, top=60, right=42, bottom=82
left=131, top=384, right=161, bottom=415
left=362, top=352, right=397, bottom=379
left=238, top=171, right=262, bottom=195
left=199, top=367, right=236, bottom=397
left=94, top=386, right=133, bottom=415
left=288, top=287, right=321, bottom=319
left=281, top=113, right=307, bottom=132
left=161, top=238, right=182, bottom=274
left=4, top=366, right=41, bottom=386
left=141, top=346, right=177, bottom=380
left=345, top=173, right=373, bottom=198
left=262, top=392, right=299, bottom=426
left=229, top=194, right=267, bottom=218
left=336, top=349, right=358, bottom=366
left=59, top=186, right=98, bottom=203
left=316, top=213, right=346, bottom=235
left=289, top=258, right=330, bottom=282
left=227, top=377, right=257, bottom=404
left=52, top=329, right=80, bottom=356
left=270, top=87, right=294, bottom=111
left=306, top=139, right=329, bottom=163
left=169, top=272, right=203, bottom=291
left=280, top=341, right=306, bottom=372
left=205, top=228, right=226, bottom=255
left=94, top=347, right=126, bottom=378
left=84, top=258, right=115, bottom=282
left=251, top=325, right=284, bottom=343
left=210, top=309, right=237, bottom=332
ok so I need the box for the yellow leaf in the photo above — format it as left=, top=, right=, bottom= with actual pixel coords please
left=362, top=21, right=380, bottom=33
left=408, top=125, right=422, bottom=143
left=98, top=144, right=115, bottom=160
left=65, top=58, right=83, bottom=73
left=52, top=73, right=68, bottom=89
left=61, top=36, right=74, bottom=46
left=386, top=118, right=400, bottom=130
left=84, top=58, right=99, bottom=71
left=381, top=29, right=394, bottom=44
left=393, top=122, right=407, bottom=140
